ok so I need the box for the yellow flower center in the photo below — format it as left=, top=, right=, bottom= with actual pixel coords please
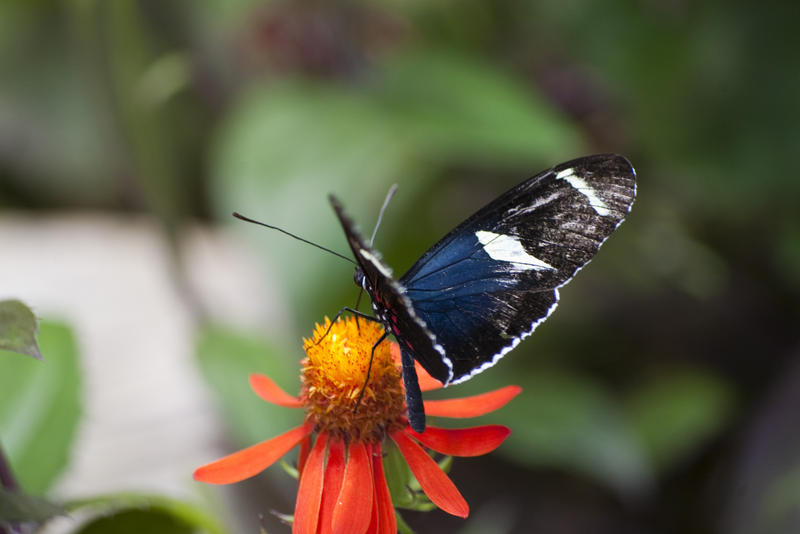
left=301, top=317, right=406, bottom=442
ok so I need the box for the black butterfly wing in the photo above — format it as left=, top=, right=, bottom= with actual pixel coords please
left=328, top=196, right=452, bottom=383
left=399, top=154, right=636, bottom=384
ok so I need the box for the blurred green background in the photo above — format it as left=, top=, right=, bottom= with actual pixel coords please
left=1, top=0, right=799, bottom=533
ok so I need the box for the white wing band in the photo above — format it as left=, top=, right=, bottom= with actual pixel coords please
left=475, top=230, right=555, bottom=271
left=556, top=168, right=612, bottom=216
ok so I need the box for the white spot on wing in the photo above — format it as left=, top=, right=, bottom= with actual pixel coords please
left=475, top=230, right=555, bottom=271
left=556, top=168, right=611, bottom=216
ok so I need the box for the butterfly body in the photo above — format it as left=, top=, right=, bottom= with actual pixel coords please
left=331, top=154, right=636, bottom=432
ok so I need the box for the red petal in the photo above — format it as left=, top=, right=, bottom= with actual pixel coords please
left=332, top=442, right=373, bottom=534
left=391, top=343, right=444, bottom=392
left=318, top=439, right=346, bottom=534
left=368, top=477, right=380, bottom=534
left=298, top=433, right=312, bottom=478
left=390, top=430, right=468, bottom=518
left=405, top=425, right=510, bottom=457
left=416, top=361, right=446, bottom=392
left=293, top=433, right=328, bottom=534
left=249, top=373, right=303, bottom=407
left=371, top=443, right=396, bottom=534
left=423, top=385, right=521, bottom=418
left=194, top=423, right=312, bottom=484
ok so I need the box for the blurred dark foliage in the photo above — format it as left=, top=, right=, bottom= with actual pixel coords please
left=1, top=1, right=798, bottom=533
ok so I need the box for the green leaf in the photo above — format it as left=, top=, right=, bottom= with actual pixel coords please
left=0, top=3, right=119, bottom=207
left=0, top=300, right=41, bottom=360
left=627, top=368, right=734, bottom=470
left=395, top=510, right=415, bottom=534
left=761, top=459, right=800, bottom=534
left=0, top=321, right=81, bottom=494
left=721, top=357, right=800, bottom=534
left=0, top=487, right=63, bottom=524
left=210, top=80, right=419, bottom=310
left=382, top=440, right=436, bottom=512
left=488, top=369, right=652, bottom=496
left=67, top=493, right=226, bottom=534
left=374, top=50, right=581, bottom=166
left=194, top=323, right=302, bottom=447
left=279, top=458, right=299, bottom=480
left=382, top=439, right=415, bottom=508
left=75, top=509, right=195, bottom=534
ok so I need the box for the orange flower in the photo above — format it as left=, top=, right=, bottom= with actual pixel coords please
left=194, top=317, right=520, bottom=533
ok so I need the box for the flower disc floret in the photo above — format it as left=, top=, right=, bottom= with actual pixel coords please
left=301, top=317, right=405, bottom=442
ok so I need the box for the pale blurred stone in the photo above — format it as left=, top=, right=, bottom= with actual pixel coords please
left=0, top=212, right=283, bottom=503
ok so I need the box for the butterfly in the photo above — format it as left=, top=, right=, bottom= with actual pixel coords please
left=330, top=154, right=637, bottom=432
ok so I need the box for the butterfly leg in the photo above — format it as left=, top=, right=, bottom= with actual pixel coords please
left=401, top=348, right=426, bottom=433
left=316, top=306, right=380, bottom=345
left=353, top=287, right=365, bottom=330
left=353, top=331, right=388, bottom=413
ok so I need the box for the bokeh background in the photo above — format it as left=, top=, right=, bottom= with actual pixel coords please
left=1, top=1, right=799, bottom=533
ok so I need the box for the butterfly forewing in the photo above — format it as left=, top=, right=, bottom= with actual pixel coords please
left=399, top=154, right=636, bottom=383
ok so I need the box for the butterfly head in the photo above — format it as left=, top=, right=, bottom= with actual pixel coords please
left=353, top=266, right=366, bottom=289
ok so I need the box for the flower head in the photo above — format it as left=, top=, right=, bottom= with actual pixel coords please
left=194, top=317, right=521, bottom=533
left=301, top=319, right=405, bottom=442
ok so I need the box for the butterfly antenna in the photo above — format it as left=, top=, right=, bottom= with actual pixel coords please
left=356, top=184, right=397, bottom=330
left=369, top=184, right=398, bottom=246
left=232, top=212, right=356, bottom=265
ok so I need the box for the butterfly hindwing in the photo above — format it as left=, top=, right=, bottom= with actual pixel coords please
left=399, top=154, right=636, bottom=383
